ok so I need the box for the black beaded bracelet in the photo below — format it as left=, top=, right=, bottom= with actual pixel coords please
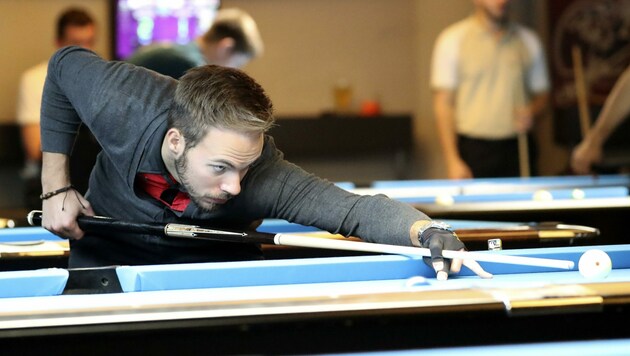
left=39, top=185, right=74, bottom=200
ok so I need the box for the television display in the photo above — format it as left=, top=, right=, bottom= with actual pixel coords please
left=112, top=0, right=220, bottom=60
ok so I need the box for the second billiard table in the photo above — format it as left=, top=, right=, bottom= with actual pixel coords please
left=351, top=174, right=630, bottom=245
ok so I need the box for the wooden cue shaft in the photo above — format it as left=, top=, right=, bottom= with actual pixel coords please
left=27, top=210, right=575, bottom=270
left=517, top=132, right=530, bottom=177
left=572, top=45, right=592, bottom=138
left=275, top=234, right=574, bottom=270
left=455, top=223, right=599, bottom=240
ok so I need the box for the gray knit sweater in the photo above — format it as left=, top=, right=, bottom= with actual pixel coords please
left=41, top=46, right=427, bottom=266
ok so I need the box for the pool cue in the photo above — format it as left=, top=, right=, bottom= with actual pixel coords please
left=572, top=45, right=592, bottom=139
left=515, top=69, right=530, bottom=177
left=454, top=223, right=600, bottom=242
left=517, top=132, right=530, bottom=177
left=27, top=210, right=574, bottom=270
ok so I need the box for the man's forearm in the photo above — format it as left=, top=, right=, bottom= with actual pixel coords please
left=41, top=152, right=71, bottom=192
left=588, top=68, right=630, bottom=145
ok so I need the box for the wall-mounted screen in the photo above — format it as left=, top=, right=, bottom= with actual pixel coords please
left=112, top=0, right=219, bottom=60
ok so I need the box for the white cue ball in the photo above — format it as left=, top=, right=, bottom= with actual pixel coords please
left=435, top=194, right=454, bottom=206
left=578, top=249, right=612, bottom=279
left=532, top=189, right=553, bottom=201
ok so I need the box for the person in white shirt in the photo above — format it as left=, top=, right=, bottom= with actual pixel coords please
left=431, top=0, right=550, bottom=179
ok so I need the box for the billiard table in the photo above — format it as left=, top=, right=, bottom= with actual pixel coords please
left=1, top=244, right=629, bottom=354
left=351, top=174, right=630, bottom=245
left=367, top=174, right=630, bottom=194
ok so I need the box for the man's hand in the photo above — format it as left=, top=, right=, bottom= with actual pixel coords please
left=514, top=106, right=534, bottom=133
left=571, top=139, right=603, bottom=174
left=446, top=157, right=473, bottom=180
left=41, top=187, right=94, bottom=240
left=41, top=152, right=94, bottom=240
left=420, top=228, right=493, bottom=280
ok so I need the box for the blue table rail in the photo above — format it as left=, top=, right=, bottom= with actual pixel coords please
left=3, top=244, right=629, bottom=297
left=369, top=174, right=630, bottom=193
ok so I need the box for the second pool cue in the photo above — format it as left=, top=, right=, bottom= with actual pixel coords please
left=572, top=45, right=592, bottom=138
left=518, top=132, right=530, bottom=177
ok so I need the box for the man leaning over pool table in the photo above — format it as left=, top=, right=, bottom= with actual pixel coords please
left=38, top=46, right=490, bottom=280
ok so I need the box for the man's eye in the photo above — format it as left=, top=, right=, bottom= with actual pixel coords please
left=211, top=165, right=226, bottom=173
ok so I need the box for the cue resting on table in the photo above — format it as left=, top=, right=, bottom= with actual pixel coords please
left=453, top=222, right=599, bottom=242
left=27, top=210, right=575, bottom=270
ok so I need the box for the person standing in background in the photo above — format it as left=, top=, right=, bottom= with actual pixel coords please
left=571, top=65, right=630, bottom=174
left=15, top=7, right=97, bottom=209
left=128, top=7, right=264, bottom=78
left=431, top=0, right=550, bottom=179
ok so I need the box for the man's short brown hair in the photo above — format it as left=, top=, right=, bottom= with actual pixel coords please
left=168, top=65, right=274, bottom=150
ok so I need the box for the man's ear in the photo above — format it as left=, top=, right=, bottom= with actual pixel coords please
left=165, top=128, right=185, bottom=158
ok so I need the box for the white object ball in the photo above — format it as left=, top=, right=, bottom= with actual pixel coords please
left=435, top=194, right=454, bottom=206
left=572, top=188, right=585, bottom=200
left=578, top=249, right=612, bottom=279
left=532, top=190, right=553, bottom=201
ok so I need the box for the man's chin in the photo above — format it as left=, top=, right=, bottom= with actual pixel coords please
left=191, top=199, right=218, bottom=213
left=195, top=198, right=230, bottom=213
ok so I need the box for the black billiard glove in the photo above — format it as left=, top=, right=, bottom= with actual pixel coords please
left=419, top=222, right=466, bottom=274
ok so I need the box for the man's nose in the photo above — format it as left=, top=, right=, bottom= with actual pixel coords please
left=220, top=172, right=242, bottom=196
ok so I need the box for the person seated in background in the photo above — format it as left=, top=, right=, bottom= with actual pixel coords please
left=128, top=7, right=264, bottom=78
left=39, top=46, right=490, bottom=280
left=15, top=7, right=97, bottom=210
left=571, top=65, right=630, bottom=174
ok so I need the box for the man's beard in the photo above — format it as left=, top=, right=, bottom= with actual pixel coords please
left=174, top=152, right=232, bottom=213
